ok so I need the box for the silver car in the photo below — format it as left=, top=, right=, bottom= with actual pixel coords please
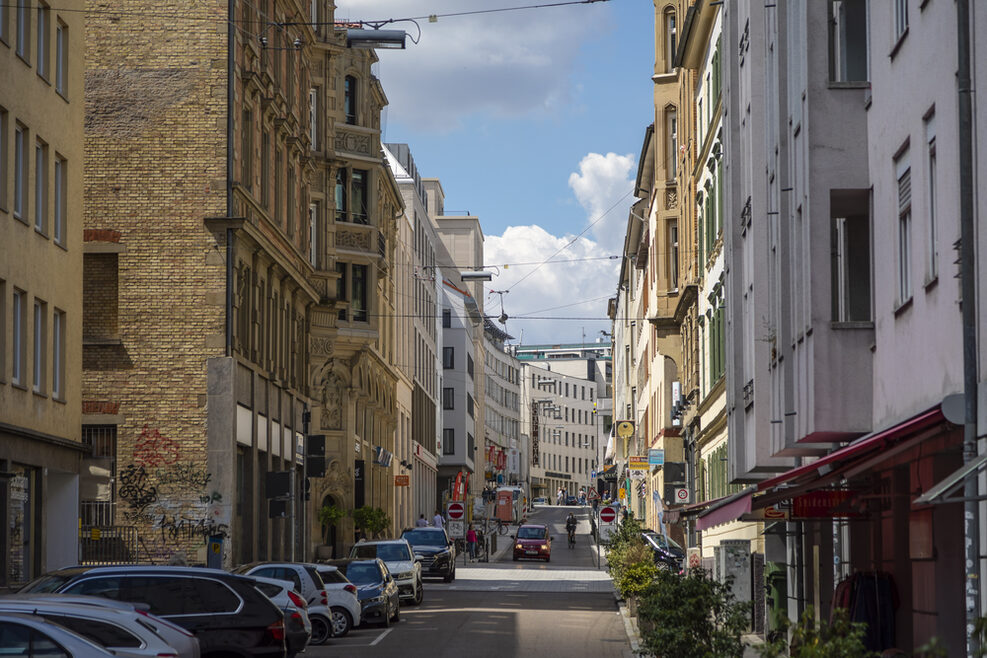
left=0, top=611, right=117, bottom=656
left=0, top=593, right=200, bottom=657
left=0, top=597, right=193, bottom=658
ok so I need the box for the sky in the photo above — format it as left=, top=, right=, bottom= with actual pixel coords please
left=338, top=0, right=655, bottom=345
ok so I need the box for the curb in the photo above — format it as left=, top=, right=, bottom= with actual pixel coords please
left=616, top=596, right=643, bottom=655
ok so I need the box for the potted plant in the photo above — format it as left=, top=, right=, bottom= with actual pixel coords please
left=352, top=506, right=390, bottom=539
left=316, top=504, right=344, bottom=560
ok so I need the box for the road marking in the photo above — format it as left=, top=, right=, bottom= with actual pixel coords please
left=369, top=628, right=393, bottom=646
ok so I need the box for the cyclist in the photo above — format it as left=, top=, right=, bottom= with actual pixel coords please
left=565, top=513, right=577, bottom=548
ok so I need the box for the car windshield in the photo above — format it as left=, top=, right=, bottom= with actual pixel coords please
left=352, top=543, right=412, bottom=561
left=401, top=530, right=446, bottom=547
left=19, top=574, right=72, bottom=593
left=517, top=527, right=546, bottom=540
left=343, top=563, right=382, bottom=585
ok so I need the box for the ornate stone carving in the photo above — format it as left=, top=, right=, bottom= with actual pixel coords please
left=311, top=310, right=336, bottom=329
left=310, top=337, right=334, bottom=356
left=320, top=364, right=343, bottom=430
left=665, top=188, right=678, bottom=210
left=320, top=459, right=352, bottom=497
left=333, top=130, right=371, bottom=155
left=336, top=229, right=371, bottom=251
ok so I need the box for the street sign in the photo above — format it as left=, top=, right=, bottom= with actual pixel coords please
left=648, top=448, right=665, bottom=466
left=446, top=519, right=465, bottom=539
left=674, top=487, right=690, bottom=503
left=447, top=501, right=465, bottom=520
left=394, top=475, right=410, bottom=486
left=599, top=506, right=617, bottom=524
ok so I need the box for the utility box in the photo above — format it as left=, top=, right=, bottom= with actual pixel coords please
left=714, top=540, right=752, bottom=610
left=496, top=490, right=513, bottom=522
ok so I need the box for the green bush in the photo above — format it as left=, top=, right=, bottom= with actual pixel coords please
left=756, top=606, right=874, bottom=658
left=604, top=515, right=652, bottom=599
left=351, top=506, right=390, bottom=538
left=637, top=567, right=750, bottom=658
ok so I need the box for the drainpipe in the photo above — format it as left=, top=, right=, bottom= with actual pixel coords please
left=225, top=0, right=236, bottom=358
left=957, top=0, right=980, bottom=653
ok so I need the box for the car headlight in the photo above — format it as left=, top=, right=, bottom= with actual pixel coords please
left=516, top=544, right=523, bottom=550
left=435, top=549, right=450, bottom=557
left=397, top=571, right=414, bottom=580
left=541, top=544, right=548, bottom=550
left=366, top=595, right=385, bottom=604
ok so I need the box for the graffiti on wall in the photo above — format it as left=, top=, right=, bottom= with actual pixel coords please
left=134, top=425, right=180, bottom=467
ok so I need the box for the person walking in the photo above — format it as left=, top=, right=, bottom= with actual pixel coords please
left=416, top=514, right=428, bottom=527
left=466, top=524, right=478, bottom=562
left=433, top=509, right=444, bottom=529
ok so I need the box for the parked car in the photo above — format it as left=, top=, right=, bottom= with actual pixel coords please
left=513, top=524, right=552, bottom=562
left=312, top=564, right=362, bottom=638
left=349, top=539, right=423, bottom=605
left=0, top=611, right=116, bottom=656
left=642, top=531, right=685, bottom=572
left=0, top=598, right=192, bottom=658
left=0, top=593, right=200, bottom=657
left=399, top=527, right=456, bottom=583
left=532, top=497, right=548, bottom=505
left=247, top=576, right=311, bottom=658
left=565, top=495, right=579, bottom=506
left=232, top=561, right=331, bottom=645
left=324, top=559, right=400, bottom=627
left=20, top=566, right=286, bottom=657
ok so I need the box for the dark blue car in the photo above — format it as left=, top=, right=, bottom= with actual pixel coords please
left=324, top=558, right=400, bottom=627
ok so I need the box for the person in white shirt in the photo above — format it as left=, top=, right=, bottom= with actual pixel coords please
left=416, top=514, right=428, bottom=527
left=432, top=510, right=444, bottom=529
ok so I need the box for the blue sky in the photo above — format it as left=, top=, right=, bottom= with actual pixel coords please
left=339, top=0, right=654, bottom=344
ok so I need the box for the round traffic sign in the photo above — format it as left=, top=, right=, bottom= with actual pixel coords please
left=447, top=502, right=465, bottom=519
left=675, top=488, right=689, bottom=502
left=599, top=506, right=617, bottom=524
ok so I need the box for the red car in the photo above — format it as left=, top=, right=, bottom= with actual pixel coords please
left=513, top=524, right=552, bottom=562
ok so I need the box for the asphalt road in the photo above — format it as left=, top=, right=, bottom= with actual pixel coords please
left=305, top=504, right=633, bottom=658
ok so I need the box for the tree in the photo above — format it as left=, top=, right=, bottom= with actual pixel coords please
left=317, top=504, right=344, bottom=545
left=351, top=506, right=390, bottom=539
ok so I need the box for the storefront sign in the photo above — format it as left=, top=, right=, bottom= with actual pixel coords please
left=792, top=490, right=860, bottom=518
left=629, top=456, right=649, bottom=470
left=394, top=475, right=410, bottom=486
left=648, top=449, right=665, bottom=466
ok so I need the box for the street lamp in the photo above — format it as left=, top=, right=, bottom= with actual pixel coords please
left=346, top=28, right=407, bottom=49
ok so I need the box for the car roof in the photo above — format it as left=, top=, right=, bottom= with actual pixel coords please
left=243, top=575, right=296, bottom=590
left=519, top=524, right=548, bottom=530
left=46, top=565, right=237, bottom=577
left=353, top=539, right=409, bottom=546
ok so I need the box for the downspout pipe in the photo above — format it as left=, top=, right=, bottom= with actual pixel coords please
left=957, top=0, right=980, bottom=653
left=225, top=0, right=235, bottom=357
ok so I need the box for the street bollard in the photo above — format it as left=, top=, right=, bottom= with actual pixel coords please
left=490, top=533, right=497, bottom=555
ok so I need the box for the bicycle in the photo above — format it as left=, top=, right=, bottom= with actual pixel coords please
left=486, top=518, right=510, bottom=535
left=567, top=528, right=576, bottom=549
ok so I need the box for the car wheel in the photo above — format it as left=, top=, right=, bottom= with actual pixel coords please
left=310, top=614, right=332, bottom=644
left=513, top=555, right=519, bottom=561
left=381, top=606, right=391, bottom=628
left=545, top=555, right=551, bottom=563
left=391, top=600, right=401, bottom=622
left=329, top=607, right=353, bottom=638
left=412, top=580, right=423, bottom=605
left=444, top=567, right=454, bottom=583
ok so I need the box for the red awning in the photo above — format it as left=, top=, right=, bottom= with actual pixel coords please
left=696, top=492, right=753, bottom=531
left=757, top=406, right=946, bottom=492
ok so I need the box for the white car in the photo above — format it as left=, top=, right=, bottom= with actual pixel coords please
left=349, top=539, right=423, bottom=605
left=313, top=564, right=363, bottom=638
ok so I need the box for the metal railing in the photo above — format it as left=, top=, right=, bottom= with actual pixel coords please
left=79, top=526, right=139, bottom=565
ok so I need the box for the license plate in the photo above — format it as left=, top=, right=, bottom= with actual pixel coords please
left=525, top=550, right=538, bottom=555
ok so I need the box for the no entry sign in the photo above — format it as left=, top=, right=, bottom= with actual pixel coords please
left=447, top=501, right=465, bottom=520
left=599, top=505, right=617, bottom=524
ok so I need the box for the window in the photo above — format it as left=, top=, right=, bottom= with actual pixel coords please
left=830, top=190, right=871, bottom=321
left=12, top=289, right=25, bottom=385
left=261, top=130, right=270, bottom=208
left=442, top=308, right=451, bottom=328
left=274, top=147, right=283, bottom=223
left=309, top=88, right=318, bottom=147
left=16, top=0, right=27, bottom=58
left=351, top=264, right=367, bottom=321
left=53, top=156, right=65, bottom=244
left=668, top=219, right=679, bottom=288
left=664, top=9, right=676, bottom=73
left=665, top=108, right=677, bottom=179
left=52, top=308, right=63, bottom=399
left=35, top=139, right=47, bottom=233
left=467, top=433, right=475, bottom=456
left=443, top=387, right=454, bottom=409
left=241, top=110, right=252, bottom=190
left=896, top=152, right=912, bottom=303
left=925, top=111, right=937, bottom=280
left=55, top=20, right=67, bottom=95
left=893, top=0, right=908, bottom=42
left=335, top=262, right=346, bottom=320
left=467, top=354, right=474, bottom=379
left=308, top=203, right=318, bottom=267
left=0, top=108, right=7, bottom=211
left=286, top=164, right=295, bottom=237
left=14, top=124, right=25, bottom=220
left=37, top=3, right=49, bottom=78
left=443, top=428, right=454, bottom=455
left=828, top=0, right=868, bottom=82
left=467, top=394, right=474, bottom=418
left=33, top=299, right=46, bottom=392
left=351, top=169, right=368, bottom=224
left=344, top=75, right=357, bottom=124
left=443, top=347, right=454, bottom=369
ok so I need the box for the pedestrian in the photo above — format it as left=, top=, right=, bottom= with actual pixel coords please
left=433, top=509, right=444, bottom=529
left=416, top=514, right=428, bottom=527
left=466, top=524, right=478, bottom=561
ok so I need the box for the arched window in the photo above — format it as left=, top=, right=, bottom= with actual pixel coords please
left=664, top=8, right=676, bottom=73
left=344, top=75, right=357, bottom=124
left=664, top=106, right=677, bottom=179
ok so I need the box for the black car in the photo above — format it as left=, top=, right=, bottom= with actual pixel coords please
left=566, top=495, right=579, bottom=506
left=642, top=531, right=686, bottom=572
left=400, top=527, right=456, bottom=582
left=20, top=565, right=286, bottom=657
left=325, top=558, right=400, bottom=628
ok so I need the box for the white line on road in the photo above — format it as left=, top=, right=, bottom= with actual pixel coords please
left=369, top=628, right=393, bottom=646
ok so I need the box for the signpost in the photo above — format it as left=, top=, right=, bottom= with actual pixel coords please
left=600, top=505, right=617, bottom=524
left=674, top=487, right=690, bottom=503
left=447, top=501, right=465, bottom=520
left=447, top=519, right=465, bottom=540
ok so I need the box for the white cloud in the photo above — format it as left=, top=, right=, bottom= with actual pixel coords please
left=484, top=225, right=618, bottom=345
left=337, top=0, right=612, bottom=132
left=567, top=152, right=636, bottom=253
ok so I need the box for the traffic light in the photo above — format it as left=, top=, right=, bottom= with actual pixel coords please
left=265, top=471, right=291, bottom=499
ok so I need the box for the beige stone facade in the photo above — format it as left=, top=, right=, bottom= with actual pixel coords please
left=0, top=0, right=86, bottom=586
